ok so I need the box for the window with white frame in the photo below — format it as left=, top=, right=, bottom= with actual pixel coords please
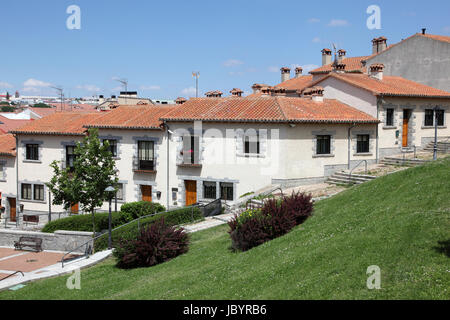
left=21, top=183, right=32, bottom=200
left=34, top=184, right=44, bottom=201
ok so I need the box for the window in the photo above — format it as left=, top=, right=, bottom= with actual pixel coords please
left=316, top=135, right=331, bottom=155
left=115, top=183, right=124, bottom=200
left=424, top=109, right=434, bottom=126
left=33, top=184, right=44, bottom=201
left=203, top=182, right=217, bottom=199
left=436, top=110, right=445, bottom=126
left=26, top=144, right=39, bottom=160
left=244, top=134, right=260, bottom=155
left=138, top=141, right=154, bottom=170
left=66, top=146, right=76, bottom=170
left=182, top=135, right=200, bottom=165
left=21, top=183, right=32, bottom=200
left=357, top=135, right=370, bottom=153
left=220, top=182, right=234, bottom=201
left=386, top=108, right=394, bottom=126
left=103, top=139, right=117, bottom=157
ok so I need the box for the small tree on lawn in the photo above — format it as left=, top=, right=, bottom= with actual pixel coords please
left=47, top=128, right=118, bottom=235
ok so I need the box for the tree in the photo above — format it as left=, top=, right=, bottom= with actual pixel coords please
left=47, top=128, right=118, bottom=235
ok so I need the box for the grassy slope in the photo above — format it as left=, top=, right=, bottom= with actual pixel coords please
left=1, top=158, right=449, bottom=300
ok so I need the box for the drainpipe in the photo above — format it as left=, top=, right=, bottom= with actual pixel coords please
left=15, top=134, right=19, bottom=228
left=164, top=121, right=170, bottom=210
left=348, top=123, right=356, bottom=170
left=376, top=96, right=381, bottom=164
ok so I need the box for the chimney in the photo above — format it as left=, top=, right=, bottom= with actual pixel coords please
left=111, top=95, right=116, bottom=99
left=175, top=97, right=187, bottom=104
left=321, top=48, right=332, bottom=66
left=372, top=37, right=388, bottom=54
left=369, top=63, right=384, bottom=81
left=251, top=84, right=267, bottom=94
left=205, top=90, right=223, bottom=98
left=295, top=67, right=303, bottom=78
left=337, top=49, right=346, bottom=64
left=333, top=63, right=346, bottom=73
left=422, top=28, right=426, bottom=35
left=260, top=86, right=272, bottom=96
left=378, top=37, right=387, bottom=52
left=311, top=86, right=324, bottom=103
left=230, top=88, right=243, bottom=97
left=280, top=67, right=291, bottom=83
left=98, top=95, right=104, bottom=104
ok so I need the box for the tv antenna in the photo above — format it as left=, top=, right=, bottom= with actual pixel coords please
left=115, top=78, right=128, bottom=104
left=50, top=86, right=64, bottom=111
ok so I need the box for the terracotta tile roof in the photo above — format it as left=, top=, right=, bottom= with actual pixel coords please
left=310, top=73, right=450, bottom=98
left=10, top=112, right=104, bottom=136
left=420, top=33, right=450, bottom=44
left=0, top=134, right=16, bottom=157
left=161, top=96, right=378, bottom=124
left=310, top=56, right=369, bottom=74
left=275, top=75, right=315, bottom=90
left=27, top=107, right=57, bottom=118
left=86, top=105, right=176, bottom=130
left=0, top=116, right=33, bottom=134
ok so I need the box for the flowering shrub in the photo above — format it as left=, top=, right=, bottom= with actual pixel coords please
left=113, top=218, right=189, bottom=269
left=229, top=192, right=314, bottom=251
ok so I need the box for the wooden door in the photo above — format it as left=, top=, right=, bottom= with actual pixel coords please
left=402, top=113, right=409, bottom=147
left=8, top=198, right=16, bottom=222
left=71, top=202, right=79, bottom=214
left=141, top=185, right=152, bottom=202
left=185, top=180, right=197, bottom=206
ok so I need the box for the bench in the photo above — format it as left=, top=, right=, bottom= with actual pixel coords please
left=14, top=236, right=43, bottom=252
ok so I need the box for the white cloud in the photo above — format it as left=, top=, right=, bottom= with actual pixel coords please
left=0, top=81, right=13, bottom=89
left=76, top=84, right=101, bottom=92
left=22, top=87, right=40, bottom=93
left=140, top=85, right=161, bottom=91
left=312, top=37, right=321, bottom=43
left=23, top=78, right=52, bottom=87
left=223, top=59, right=244, bottom=67
left=308, top=18, right=320, bottom=23
left=328, top=19, right=350, bottom=27
left=267, top=66, right=279, bottom=73
left=301, top=64, right=319, bottom=73
left=181, top=87, right=197, bottom=96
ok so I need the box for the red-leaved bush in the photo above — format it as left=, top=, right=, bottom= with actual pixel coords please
left=114, top=218, right=189, bottom=269
left=229, top=192, right=313, bottom=251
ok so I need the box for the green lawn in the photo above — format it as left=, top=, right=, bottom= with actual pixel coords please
left=1, top=157, right=449, bottom=299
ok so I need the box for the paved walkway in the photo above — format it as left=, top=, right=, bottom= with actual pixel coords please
left=182, top=213, right=236, bottom=233
left=0, top=247, right=112, bottom=291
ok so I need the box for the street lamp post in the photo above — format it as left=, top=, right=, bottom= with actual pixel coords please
left=105, top=186, right=115, bottom=250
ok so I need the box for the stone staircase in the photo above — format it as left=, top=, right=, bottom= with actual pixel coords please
left=327, top=171, right=377, bottom=186
left=423, top=141, right=450, bottom=153
left=380, top=156, right=429, bottom=167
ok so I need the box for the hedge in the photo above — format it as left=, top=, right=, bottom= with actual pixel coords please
left=94, top=206, right=203, bottom=251
left=41, top=201, right=166, bottom=234
left=41, top=211, right=126, bottom=233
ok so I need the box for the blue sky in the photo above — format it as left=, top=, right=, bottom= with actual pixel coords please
left=1, top=0, right=449, bottom=99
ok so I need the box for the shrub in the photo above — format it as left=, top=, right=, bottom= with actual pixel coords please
left=229, top=192, right=314, bottom=251
left=113, top=219, right=189, bottom=269
left=282, top=192, right=314, bottom=225
left=120, top=201, right=165, bottom=221
left=94, top=206, right=203, bottom=251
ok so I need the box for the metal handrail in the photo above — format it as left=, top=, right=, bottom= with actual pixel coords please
left=0, top=271, right=24, bottom=282
left=349, top=160, right=368, bottom=184
left=60, top=204, right=202, bottom=267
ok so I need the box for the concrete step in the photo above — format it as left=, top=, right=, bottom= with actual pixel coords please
left=327, top=177, right=364, bottom=185
left=334, top=172, right=377, bottom=180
